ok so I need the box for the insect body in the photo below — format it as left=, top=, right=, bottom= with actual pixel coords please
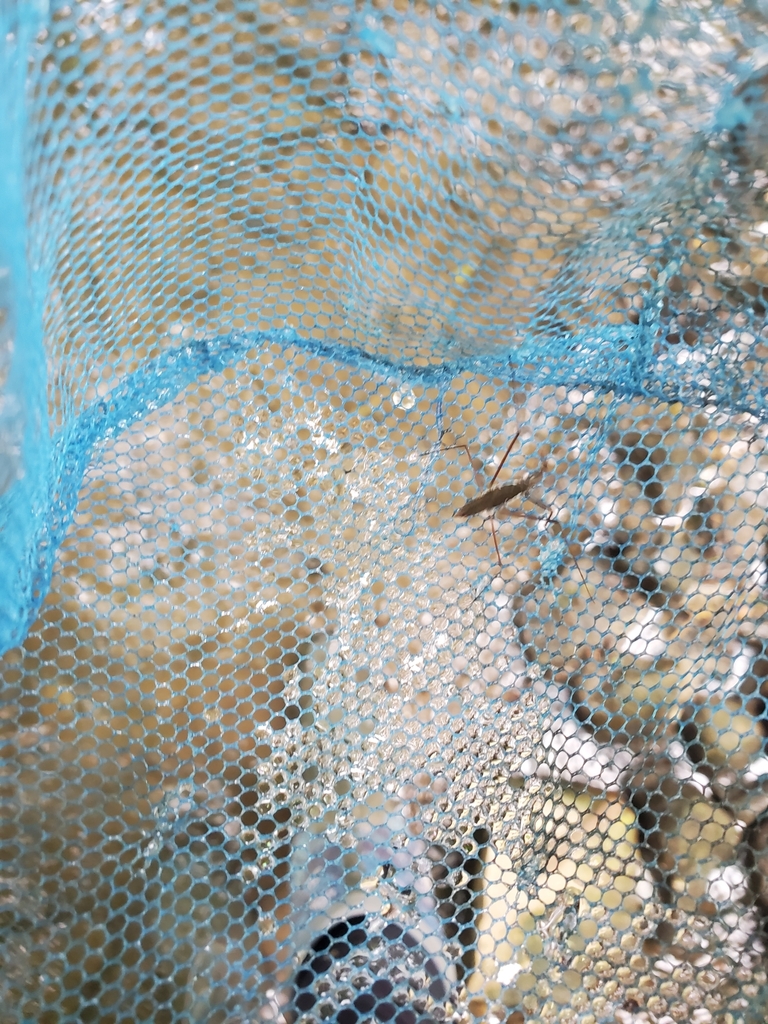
left=438, top=430, right=548, bottom=565
left=426, top=431, right=591, bottom=594
left=454, top=466, right=547, bottom=519
left=441, top=432, right=550, bottom=566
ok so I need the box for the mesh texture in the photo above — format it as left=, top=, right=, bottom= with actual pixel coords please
left=3, top=2, right=768, bottom=1023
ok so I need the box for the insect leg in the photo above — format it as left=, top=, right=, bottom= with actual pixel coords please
left=509, top=503, right=593, bottom=598
left=421, top=441, right=485, bottom=491
left=505, top=510, right=552, bottom=523
left=529, top=496, right=554, bottom=516
left=487, top=430, right=521, bottom=489
left=549, top=519, right=592, bottom=598
left=528, top=497, right=592, bottom=597
left=488, top=505, right=549, bottom=570
left=490, top=517, right=502, bottom=567
left=571, top=553, right=592, bottom=599
left=440, top=442, right=475, bottom=466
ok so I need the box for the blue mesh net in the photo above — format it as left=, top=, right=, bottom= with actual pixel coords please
left=4, top=1, right=768, bottom=1022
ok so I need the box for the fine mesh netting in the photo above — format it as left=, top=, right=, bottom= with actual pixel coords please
left=5, top=1, right=768, bottom=1023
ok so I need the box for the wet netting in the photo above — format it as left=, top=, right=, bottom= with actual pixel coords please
left=5, top=2, right=768, bottom=1023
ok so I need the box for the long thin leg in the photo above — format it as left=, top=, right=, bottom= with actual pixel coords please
left=433, top=442, right=474, bottom=465
left=488, top=431, right=521, bottom=489
left=572, top=554, right=592, bottom=598
left=490, top=517, right=502, bottom=567
left=540, top=516, right=592, bottom=597
left=421, top=441, right=484, bottom=491
left=506, top=503, right=593, bottom=598
left=490, top=502, right=552, bottom=573
left=423, top=429, right=520, bottom=494
left=543, top=511, right=592, bottom=597
left=505, top=510, right=553, bottom=523
left=487, top=507, right=550, bottom=568
left=529, top=496, right=552, bottom=515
